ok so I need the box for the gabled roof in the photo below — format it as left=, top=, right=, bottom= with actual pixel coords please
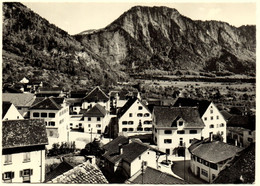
left=2, top=119, right=48, bottom=149
left=189, top=140, right=244, bottom=164
left=2, top=93, right=35, bottom=107
left=48, top=162, right=108, bottom=184
left=2, top=101, right=12, bottom=119
left=30, top=97, right=62, bottom=110
left=82, top=86, right=109, bottom=102
left=45, top=161, right=74, bottom=182
left=220, top=110, right=232, bottom=121
left=117, top=97, right=150, bottom=118
left=83, top=104, right=107, bottom=117
left=213, top=143, right=255, bottom=184
left=126, top=166, right=187, bottom=184
left=153, top=106, right=204, bottom=128
left=38, top=87, right=63, bottom=93
left=227, top=115, right=255, bottom=131
left=173, top=97, right=212, bottom=117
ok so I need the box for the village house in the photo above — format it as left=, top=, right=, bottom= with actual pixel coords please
left=2, top=101, right=24, bottom=121
left=82, top=103, right=109, bottom=136
left=2, top=93, right=36, bottom=118
left=29, top=97, right=70, bottom=148
left=188, top=138, right=244, bottom=183
left=117, top=97, right=152, bottom=136
left=173, top=98, right=227, bottom=142
left=82, top=86, right=110, bottom=112
left=102, top=136, right=164, bottom=182
left=2, top=119, right=48, bottom=183
left=152, top=106, right=204, bottom=159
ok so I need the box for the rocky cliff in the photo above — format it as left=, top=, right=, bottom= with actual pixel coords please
left=75, top=6, right=255, bottom=75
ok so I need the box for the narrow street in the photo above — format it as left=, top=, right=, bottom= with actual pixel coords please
left=171, top=160, right=207, bottom=184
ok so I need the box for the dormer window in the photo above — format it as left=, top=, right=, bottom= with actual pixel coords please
left=178, top=121, right=183, bottom=126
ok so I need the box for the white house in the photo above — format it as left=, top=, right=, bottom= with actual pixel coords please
left=117, top=97, right=152, bottom=136
left=82, top=104, right=109, bottom=137
left=152, top=106, right=205, bottom=159
left=2, top=101, right=24, bottom=120
left=82, top=86, right=110, bottom=112
left=29, top=97, right=70, bottom=148
left=102, top=136, right=164, bottom=179
left=188, top=138, right=244, bottom=183
left=2, top=119, right=48, bottom=183
left=173, top=98, right=227, bottom=142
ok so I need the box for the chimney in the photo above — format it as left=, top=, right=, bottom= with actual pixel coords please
left=179, top=103, right=181, bottom=107
left=235, top=139, right=238, bottom=147
left=118, top=143, right=123, bottom=154
left=209, top=132, right=213, bottom=142
left=201, top=136, right=204, bottom=141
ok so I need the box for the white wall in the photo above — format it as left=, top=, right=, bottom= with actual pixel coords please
left=83, top=114, right=109, bottom=135
left=2, top=149, right=45, bottom=183
left=201, top=103, right=227, bottom=142
left=3, top=104, right=24, bottom=120
left=82, top=101, right=110, bottom=112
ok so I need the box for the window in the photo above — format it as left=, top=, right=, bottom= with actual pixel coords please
left=178, top=121, right=183, bottom=126
left=177, top=130, right=185, bottom=134
left=3, top=172, right=14, bottom=181
left=155, top=129, right=157, bottom=133
left=166, top=149, right=170, bottom=155
left=164, top=130, right=172, bottom=134
left=128, top=121, right=134, bottom=125
left=138, top=106, right=143, bottom=110
left=144, top=128, right=152, bottom=131
left=21, top=169, right=33, bottom=177
left=33, top=112, right=39, bottom=117
left=220, top=123, right=225, bottom=127
left=137, top=127, right=143, bottom=131
left=129, top=113, right=132, bottom=117
left=96, top=124, right=101, bottom=128
left=210, top=163, right=218, bottom=170
left=216, top=115, right=219, bottom=119
left=97, top=130, right=101, bottom=134
left=122, top=121, right=127, bottom=125
left=88, top=117, right=91, bottom=121
left=17, top=116, right=19, bottom=119
left=248, top=131, right=252, bottom=135
left=164, top=139, right=172, bottom=144
left=144, top=121, right=151, bottom=124
left=210, top=110, right=213, bottom=114
left=122, top=128, right=127, bottom=132
left=197, top=157, right=202, bottom=163
left=88, top=124, right=91, bottom=127
left=128, top=128, right=134, bottom=132
left=144, top=113, right=150, bottom=117
left=49, top=113, right=55, bottom=118
left=49, top=122, right=55, bottom=126
left=189, top=139, right=193, bottom=144
left=221, top=131, right=224, bottom=135
left=41, top=112, right=47, bottom=118
left=49, top=131, right=54, bottom=137
left=137, top=113, right=143, bottom=117
left=45, top=122, right=48, bottom=126
left=23, top=152, right=30, bottom=162
left=70, top=123, right=73, bottom=126
left=97, top=117, right=101, bottom=121
left=248, top=138, right=253, bottom=142
left=210, top=124, right=214, bottom=128
left=201, top=169, right=208, bottom=177
left=211, top=116, right=214, bottom=120
left=204, top=117, right=207, bottom=121
left=4, top=155, right=12, bottom=164
left=189, top=130, right=197, bottom=134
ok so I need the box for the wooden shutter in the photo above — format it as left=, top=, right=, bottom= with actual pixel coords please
left=20, top=170, right=23, bottom=177
left=30, top=169, right=33, bottom=176
left=2, top=173, right=4, bottom=180
left=11, top=172, right=14, bottom=179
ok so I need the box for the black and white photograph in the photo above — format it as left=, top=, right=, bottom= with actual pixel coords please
left=1, top=0, right=256, bottom=184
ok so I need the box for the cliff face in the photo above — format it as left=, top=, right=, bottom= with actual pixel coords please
left=75, top=6, right=255, bottom=74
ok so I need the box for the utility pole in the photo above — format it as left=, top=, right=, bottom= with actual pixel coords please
left=184, top=142, right=186, bottom=181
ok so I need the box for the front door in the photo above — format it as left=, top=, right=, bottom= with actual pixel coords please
left=197, top=167, right=200, bottom=177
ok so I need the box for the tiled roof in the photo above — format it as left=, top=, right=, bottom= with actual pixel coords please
left=2, top=93, right=35, bottom=107
left=227, top=115, right=255, bottom=131
left=220, top=110, right=232, bottom=121
left=83, top=86, right=109, bottom=102
left=189, top=140, right=244, bottom=164
left=2, top=119, right=48, bottom=149
left=38, top=87, right=63, bottom=93
left=83, top=104, right=107, bottom=117
left=126, top=166, right=187, bottom=184
left=2, top=101, right=12, bottom=119
left=227, top=126, right=250, bottom=134
left=48, top=162, right=108, bottom=184
left=30, top=97, right=62, bottom=110
left=173, top=97, right=211, bottom=117
left=153, top=106, right=204, bottom=128
left=213, top=143, right=255, bottom=184
left=45, top=161, right=73, bottom=182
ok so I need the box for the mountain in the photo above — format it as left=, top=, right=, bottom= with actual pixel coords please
left=75, top=6, right=256, bottom=75
left=2, top=2, right=123, bottom=89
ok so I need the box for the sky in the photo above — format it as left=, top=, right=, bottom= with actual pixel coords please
left=22, top=1, right=257, bottom=35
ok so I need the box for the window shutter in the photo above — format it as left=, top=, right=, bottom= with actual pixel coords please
left=11, top=172, right=14, bottom=179
left=2, top=173, right=4, bottom=180
left=20, top=171, right=23, bottom=177
left=30, top=169, right=33, bottom=176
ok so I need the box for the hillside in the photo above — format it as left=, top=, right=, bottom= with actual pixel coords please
left=75, top=6, right=256, bottom=75
left=2, top=2, right=123, bottom=89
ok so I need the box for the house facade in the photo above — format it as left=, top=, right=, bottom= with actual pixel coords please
left=152, top=106, right=204, bottom=159
left=82, top=104, right=109, bottom=136
left=188, top=139, right=244, bottom=183
left=2, top=101, right=24, bottom=120
left=2, top=119, right=48, bottom=183
left=82, top=86, right=110, bottom=112
left=29, top=97, right=70, bottom=148
left=173, top=98, right=227, bottom=142
left=227, top=127, right=255, bottom=147
left=117, top=97, right=152, bottom=136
